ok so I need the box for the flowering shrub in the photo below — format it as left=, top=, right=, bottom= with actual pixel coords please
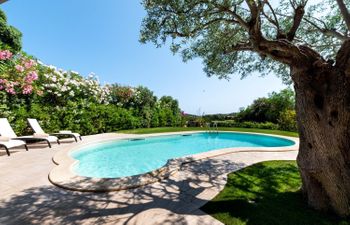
left=40, top=65, right=110, bottom=104
left=0, top=6, right=185, bottom=136
left=0, top=50, right=40, bottom=95
left=109, top=84, right=135, bottom=107
left=0, top=49, right=184, bottom=135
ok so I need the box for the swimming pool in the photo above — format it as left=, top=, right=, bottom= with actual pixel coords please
left=71, top=132, right=295, bottom=178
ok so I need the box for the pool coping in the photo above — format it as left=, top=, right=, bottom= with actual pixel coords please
left=49, top=131, right=299, bottom=192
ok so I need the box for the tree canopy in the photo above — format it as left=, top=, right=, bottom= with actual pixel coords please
left=140, top=0, right=350, bottom=217
left=140, top=0, right=350, bottom=82
left=0, top=9, right=22, bottom=52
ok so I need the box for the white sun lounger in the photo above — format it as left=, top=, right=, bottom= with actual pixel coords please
left=28, top=118, right=82, bottom=142
left=0, top=118, right=60, bottom=149
left=0, top=136, right=28, bottom=156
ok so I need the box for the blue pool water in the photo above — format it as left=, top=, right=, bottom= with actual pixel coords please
left=71, top=132, right=294, bottom=178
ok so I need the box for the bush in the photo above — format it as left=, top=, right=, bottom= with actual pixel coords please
left=235, top=88, right=295, bottom=123
left=278, top=110, right=297, bottom=132
left=0, top=8, right=184, bottom=136
left=213, top=120, right=280, bottom=130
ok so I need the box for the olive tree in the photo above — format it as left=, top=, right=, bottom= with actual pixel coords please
left=140, top=0, right=350, bottom=217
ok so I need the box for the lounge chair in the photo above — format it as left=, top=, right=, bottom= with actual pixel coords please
left=0, top=136, right=28, bottom=156
left=0, top=118, right=60, bottom=148
left=28, top=118, right=82, bottom=142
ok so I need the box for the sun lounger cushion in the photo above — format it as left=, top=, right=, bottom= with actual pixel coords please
left=0, top=139, right=26, bottom=148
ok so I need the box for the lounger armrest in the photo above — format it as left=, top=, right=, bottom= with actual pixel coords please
left=33, top=133, right=50, bottom=138
left=0, top=136, right=10, bottom=142
left=59, top=130, right=72, bottom=134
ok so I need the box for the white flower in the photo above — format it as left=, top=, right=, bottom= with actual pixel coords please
left=48, top=65, right=57, bottom=70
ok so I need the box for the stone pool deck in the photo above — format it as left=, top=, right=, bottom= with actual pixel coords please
left=0, top=132, right=298, bottom=225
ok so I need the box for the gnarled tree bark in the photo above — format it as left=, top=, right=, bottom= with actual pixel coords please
left=292, top=40, right=350, bottom=216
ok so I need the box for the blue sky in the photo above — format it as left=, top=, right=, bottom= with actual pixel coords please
left=2, top=0, right=288, bottom=114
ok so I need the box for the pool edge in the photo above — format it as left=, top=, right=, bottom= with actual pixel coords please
left=49, top=131, right=299, bottom=192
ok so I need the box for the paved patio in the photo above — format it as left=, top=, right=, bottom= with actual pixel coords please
left=0, top=133, right=298, bottom=225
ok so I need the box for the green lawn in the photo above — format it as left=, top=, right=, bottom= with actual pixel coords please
left=120, top=127, right=298, bottom=137
left=201, top=161, right=349, bottom=225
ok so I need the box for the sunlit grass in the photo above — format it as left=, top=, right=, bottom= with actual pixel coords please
left=201, top=161, right=349, bottom=225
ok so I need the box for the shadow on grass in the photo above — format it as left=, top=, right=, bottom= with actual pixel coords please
left=201, top=161, right=349, bottom=225
left=0, top=158, right=245, bottom=225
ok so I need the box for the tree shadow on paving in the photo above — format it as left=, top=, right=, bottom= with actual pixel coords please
left=0, top=158, right=245, bottom=225
left=201, top=161, right=349, bottom=225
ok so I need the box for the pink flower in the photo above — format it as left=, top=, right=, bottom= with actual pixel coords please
left=25, top=71, right=39, bottom=83
left=5, top=86, right=16, bottom=94
left=0, top=79, right=7, bottom=84
left=11, top=81, right=19, bottom=86
left=0, top=50, right=12, bottom=60
left=15, top=65, right=25, bottom=72
left=23, top=59, right=36, bottom=69
left=0, top=51, right=7, bottom=60
left=0, top=85, right=3, bottom=90
left=22, top=85, right=33, bottom=94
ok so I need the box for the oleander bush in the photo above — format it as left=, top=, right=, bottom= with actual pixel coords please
left=0, top=50, right=184, bottom=135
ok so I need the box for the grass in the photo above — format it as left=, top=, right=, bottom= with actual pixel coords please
left=120, top=127, right=298, bottom=137
left=201, top=161, right=349, bottom=225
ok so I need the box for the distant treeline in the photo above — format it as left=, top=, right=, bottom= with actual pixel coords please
left=185, top=88, right=297, bottom=132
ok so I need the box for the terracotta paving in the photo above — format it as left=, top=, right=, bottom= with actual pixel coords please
left=0, top=133, right=298, bottom=225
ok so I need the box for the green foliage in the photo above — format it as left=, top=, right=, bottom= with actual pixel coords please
left=214, top=120, right=279, bottom=130
left=278, top=109, right=298, bottom=132
left=0, top=9, right=22, bottom=52
left=0, top=45, right=183, bottom=135
left=140, top=0, right=349, bottom=84
left=4, top=91, right=185, bottom=136
left=202, top=161, right=348, bottom=225
left=234, top=88, right=297, bottom=131
left=236, top=88, right=295, bottom=123
left=4, top=100, right=146, bottom=136
left=188, top=88, right=297, bottom=132
left=2, top=65, right=183, bottom=135
left=0, top=10, right=6, bottom=21
left=107, top=85, right=183, bottom=129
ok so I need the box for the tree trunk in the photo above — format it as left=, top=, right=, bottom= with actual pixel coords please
left=291, top=56, right=350, bottom=216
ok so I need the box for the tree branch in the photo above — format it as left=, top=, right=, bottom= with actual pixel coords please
left=286, top=5, right=305, bottom=41
left=242, top=0, right=318, bottom=66
left=245, top=0, right=263, bottom=40
left=336, top=39, right=350, bottom=70
left=303, top=17, right=349, bottom=41
left=262, top=0, right=280, bottom=33
left=276, top=11, right=349, bottom=41
left=164, top=18, right=239, bottom=37
left=211, top=2, right=250, bottom=31
left=224, top=42, right=253, bottom=53
left=336, top=0, right=350, bottom=31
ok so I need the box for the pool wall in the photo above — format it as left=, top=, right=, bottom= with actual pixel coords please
left=49, top=131, right=299, bottom=192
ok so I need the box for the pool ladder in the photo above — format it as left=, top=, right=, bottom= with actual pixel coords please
left=206, top=122, right=218, bottom=134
